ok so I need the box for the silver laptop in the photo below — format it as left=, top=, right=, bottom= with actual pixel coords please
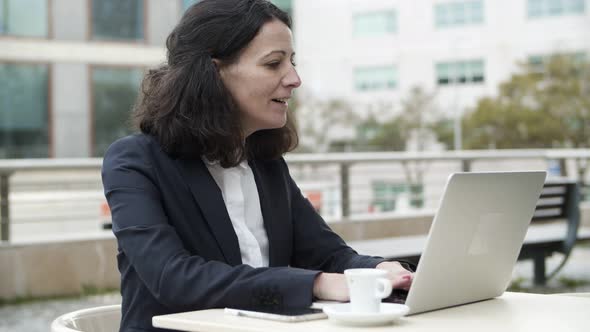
left=404, top=171, right=546, bottom=315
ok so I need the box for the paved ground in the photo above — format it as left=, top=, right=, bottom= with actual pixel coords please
left=0, top=293, right=122, bottom=332
left=511, top=243, right=590, bottom=293
left=1, top=244, right=589, bottom=332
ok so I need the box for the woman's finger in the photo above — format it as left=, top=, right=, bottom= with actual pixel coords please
left=392, top=273, right=414, bottom=290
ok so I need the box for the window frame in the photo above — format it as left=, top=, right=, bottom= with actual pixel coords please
left=87, top=0, right=148, bottom=44
left=0, top=60, right=53, bottom=158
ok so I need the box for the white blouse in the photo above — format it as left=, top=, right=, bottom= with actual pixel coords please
left=203, top=158, right=269, bottom=268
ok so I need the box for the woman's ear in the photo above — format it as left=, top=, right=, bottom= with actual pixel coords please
left=212, top=58, right=222, bottom=70
left=212, top=58, right=224, bottom=78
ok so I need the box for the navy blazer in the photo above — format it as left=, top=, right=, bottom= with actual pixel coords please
left=102, top=134, right=386, bottom=332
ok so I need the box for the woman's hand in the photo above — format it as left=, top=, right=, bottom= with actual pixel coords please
left=312, top=261, right=413, bottom=301
left=376, top=261, right=414, bottom=290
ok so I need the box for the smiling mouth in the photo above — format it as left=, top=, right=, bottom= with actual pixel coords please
left=271, top=98, right=289, bottom=105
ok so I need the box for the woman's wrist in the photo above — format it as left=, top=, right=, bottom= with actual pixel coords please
left=376, top=261, right=400, bottom=270
left=376, top=261, right=411, bottom=273
left=312, top=272, right=324, bottom=299
left=312, top=272, right=349, bottom=301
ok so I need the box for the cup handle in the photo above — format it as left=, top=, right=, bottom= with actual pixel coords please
left=375, top=278, right=393, bottom=299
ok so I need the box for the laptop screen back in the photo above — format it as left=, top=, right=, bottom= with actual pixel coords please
left=405, top=171, right=546, bottom=315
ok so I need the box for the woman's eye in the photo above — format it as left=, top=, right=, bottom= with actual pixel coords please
left=266, top=59, right=296, bottom=69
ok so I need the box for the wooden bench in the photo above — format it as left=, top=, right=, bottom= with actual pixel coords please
left=349, top=180, right=590, bottom=286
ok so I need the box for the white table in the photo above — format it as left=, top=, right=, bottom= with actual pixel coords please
left=153, top=292, right=590, bottom=332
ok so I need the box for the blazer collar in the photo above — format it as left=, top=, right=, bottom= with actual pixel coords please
left=175, top=157, right=242, bottom=266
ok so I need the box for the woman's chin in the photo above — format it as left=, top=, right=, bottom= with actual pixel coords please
left=264, top=114, right=288, bottom=130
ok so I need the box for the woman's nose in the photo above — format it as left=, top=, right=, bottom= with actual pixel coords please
left=283, top=66, right=301, bottom=88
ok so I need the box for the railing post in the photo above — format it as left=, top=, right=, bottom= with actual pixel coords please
left=574, top=158, right=588, bottom=201
left=340, top=163, right=350, bottom=218
left=559, top=158, right=567, bottom=177
left=0, top=172, right=11, bottom=242
left=462, top=159, right=472, bottom=172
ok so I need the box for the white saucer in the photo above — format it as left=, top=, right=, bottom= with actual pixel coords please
left=322, top=303, right=410, bottom=326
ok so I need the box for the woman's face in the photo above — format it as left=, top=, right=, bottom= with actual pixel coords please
left=217, top=19, right=301, bottom=137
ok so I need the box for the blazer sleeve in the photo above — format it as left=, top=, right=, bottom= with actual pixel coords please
left=102, top=137, right=320, bottom=311
left=283, top=160, right=387, bottom=272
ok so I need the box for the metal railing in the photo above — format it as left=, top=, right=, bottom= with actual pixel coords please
left=2, top=149, right=590, bottom=243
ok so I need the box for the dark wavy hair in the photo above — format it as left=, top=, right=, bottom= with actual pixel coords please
left=134, top=0, right=298, bottom=167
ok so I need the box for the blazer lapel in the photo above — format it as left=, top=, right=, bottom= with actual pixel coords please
left=249, top=159, right=286, bottom=267
left=175, top=158, right=242, bottom=266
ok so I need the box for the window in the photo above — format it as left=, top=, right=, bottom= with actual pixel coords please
left=528, top=52, right=587, bottom=72
left=92, top=67, right=143, bottom=157
left=435, top=0, right=484, bottom=28
left=271, top=0, right=293, bottom=17
left=91, top=0, right=144, bottom=41
left=354, top=66, right=398, bottom=91
left=527, top=0, right=585, bottom=17
left=0, top=0, right=48, bottom=37
left=371, top=182, right=424, bottom=212
left=353, top=11, right=397, bottom=37
left=571, top=52, right=587, bottom=63
left=436, top=60, right=485, bottom=85
left=182, top=0, right=200, bottom=11
left=528, top=55, right=545, bottom=72
left=0, top=63, right=49, bottom=158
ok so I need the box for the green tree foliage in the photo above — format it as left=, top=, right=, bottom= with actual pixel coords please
left=430, top=118, right=454, bottom=150
left=295, top=98, right=360, bottom=153
left=364, top=87, right=439, bottom=151
left=463, top=54, right=590, bottom=149
left=358, top=112, right=405, bottom=151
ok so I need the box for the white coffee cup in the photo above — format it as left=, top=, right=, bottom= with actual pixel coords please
left=344, top=268, right=392, bottom=313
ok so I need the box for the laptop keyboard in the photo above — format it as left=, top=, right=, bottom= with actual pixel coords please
left=384, top=289, right=408, bottom=304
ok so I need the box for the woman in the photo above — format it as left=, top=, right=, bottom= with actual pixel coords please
left=102, top=1, right=413, bottom=331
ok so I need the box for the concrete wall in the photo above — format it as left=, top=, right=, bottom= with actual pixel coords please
left=52, top=63, right=91, bottom=158
left=331, top=214, right=433, bottom=242
left=0, top=215, right=431, bottom=300
left=52, top=0, right=88, bottom=41
left=147, top=0, right=181, bottom=46
left=0, top=236, right=119, bottom=300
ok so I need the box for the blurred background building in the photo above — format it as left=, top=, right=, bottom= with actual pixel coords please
left=294, top=0, right=589, bottom=151
left=296, top=0, right=588, bottom=108
left=0, top=0, right=181, bottom=158
left=0, top=0, right=588, bottom=158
